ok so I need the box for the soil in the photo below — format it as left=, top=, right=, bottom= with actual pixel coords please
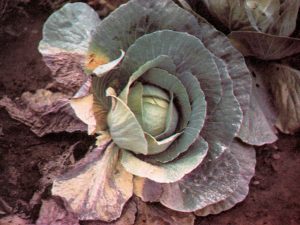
left=0, top=2, right=299, bottom=225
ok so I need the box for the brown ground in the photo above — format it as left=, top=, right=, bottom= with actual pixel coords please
left=0, top=2, right=299, bottom=225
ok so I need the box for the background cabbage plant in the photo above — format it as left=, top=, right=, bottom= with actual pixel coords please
left=184, top=0, right=300, bottom=138
left=38, top=0, right=257, bottom=222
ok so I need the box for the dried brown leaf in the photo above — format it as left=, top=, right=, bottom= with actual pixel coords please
left=134, top=198, right=195, bottom=225
left=36, top=196, right=79, bottom=225
left=0, top=89, right=87, bottom=137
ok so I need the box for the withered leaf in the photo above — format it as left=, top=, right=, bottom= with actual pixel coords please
left=36, top=196, right=79, bottom=225
left=250, top=62, right=300, bottom=134
left=52, top=142, right=133, bottom=221
left=81, top=199, right=137, bottom=225
left=134, top=198, right=195, bottom=225
left=229, top=31, right=300, bottom=60
left=0, top=89, right=87, bottom=137
left=0, top=215, right=30, bottom=225
left=133, top=177, right=162, bottom=202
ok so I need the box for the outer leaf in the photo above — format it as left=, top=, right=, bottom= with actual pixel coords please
left=0, top=90, right=86, bottom=137
left=201, top=0, right=252, bottom=31
left=229, top=31, right=300, bottom=60
left=201, top=0, right=300, bottom=35
left=135, top=198, right=195, bottom=225
left=238, top=60, right=278, bottom=145
left=107, top=91, right=148, bottom=155
left=81, top=200, right=137, bottom=225
left=196, top=21, right=251, bottom=126
left=252, top=63, right=300, bottom=134
left=36, top=197, right=79, bottom=225
left=200, top=57, right=243, bottom=158
left=39, top=3, right=100, bottom=55
left=39, top=3, right=101, bottom=94
left=52, top=143, right=133, bottom=222
left=133, top=177, right=163, bottom=202
left=120, top=137, right=208, bottom=183
left=159, top=149, right=240, bottom=212
left=195, top=139, right=256, bottom=216
left=245, top=0, right=300, bottom=36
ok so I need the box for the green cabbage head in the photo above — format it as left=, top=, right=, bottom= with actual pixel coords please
left=38, top=0, right=256, bottom=222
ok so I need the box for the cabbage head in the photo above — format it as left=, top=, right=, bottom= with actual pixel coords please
left=39, top=0, right=256, bottom=222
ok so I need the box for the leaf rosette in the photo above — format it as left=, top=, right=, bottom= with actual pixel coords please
left=39, top=0, right=256, bottom=222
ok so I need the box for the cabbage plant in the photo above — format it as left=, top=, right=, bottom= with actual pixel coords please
left=39, top=0, right=257, bottom=222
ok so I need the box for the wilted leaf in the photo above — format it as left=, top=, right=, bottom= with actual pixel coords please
left=238, top=61, right=278, bottom=145
left=39, top=3, right=101, bottom=95
left=251, top=63, right=300, bottom=134
left=229, top=31, right=300, bottom=60
left=0, top=89, right=86, bottom=137
left=52, top=143, right=133, bottom=221
left=36, top=196, right=79, bottom=225
left=135, top=198, right=195, bottom=225
left=0, top=215, right=29, bottom=225
left=244, top=0, right=300, bottom=36
left=70, top=94, right=108, bottom=135
left=133, top=177, right=162, bottom=202
left=81, top=200, right=137, bottom=225
left=30, top=142, right=80, bottom=207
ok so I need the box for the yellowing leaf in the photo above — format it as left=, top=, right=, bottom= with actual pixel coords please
left=70, top=94, right=108, bottom=134
left=133, top=177, right=162, bottom=202
left=52, top=143, right=133, bottom=221
left=85, top=52, right=110, bottom=71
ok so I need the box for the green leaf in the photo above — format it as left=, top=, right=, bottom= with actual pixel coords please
left=127, top=82, right=144, bottom=125
left=238, top=60, right=278, bottom=145
left=141, top=67, right=191, bottom=130
left=229, top=31, right=300, bottom=60
left=52, top=142, right=133, bottom=221
left=159, top=149, right=239, bottom=212
left=107, top=90, right=148, bottom=155
left=149, top=72, right=206, bottom=163
left=200, top=58, right=243, bottom=159
left=118, top=55, right=176, bottom=103
left=39, top=2, right=100, bottom=55
left=195, top=21, right=251, bottom=125
left=120, top=137, right=208, bottom=183
left=195, top=139, right=256, bottom=216
left=145, top=132, right=182, bottom=155
left=122, top=29, right=221, bottom=113
left=156, top=93, right=179, bottom=140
